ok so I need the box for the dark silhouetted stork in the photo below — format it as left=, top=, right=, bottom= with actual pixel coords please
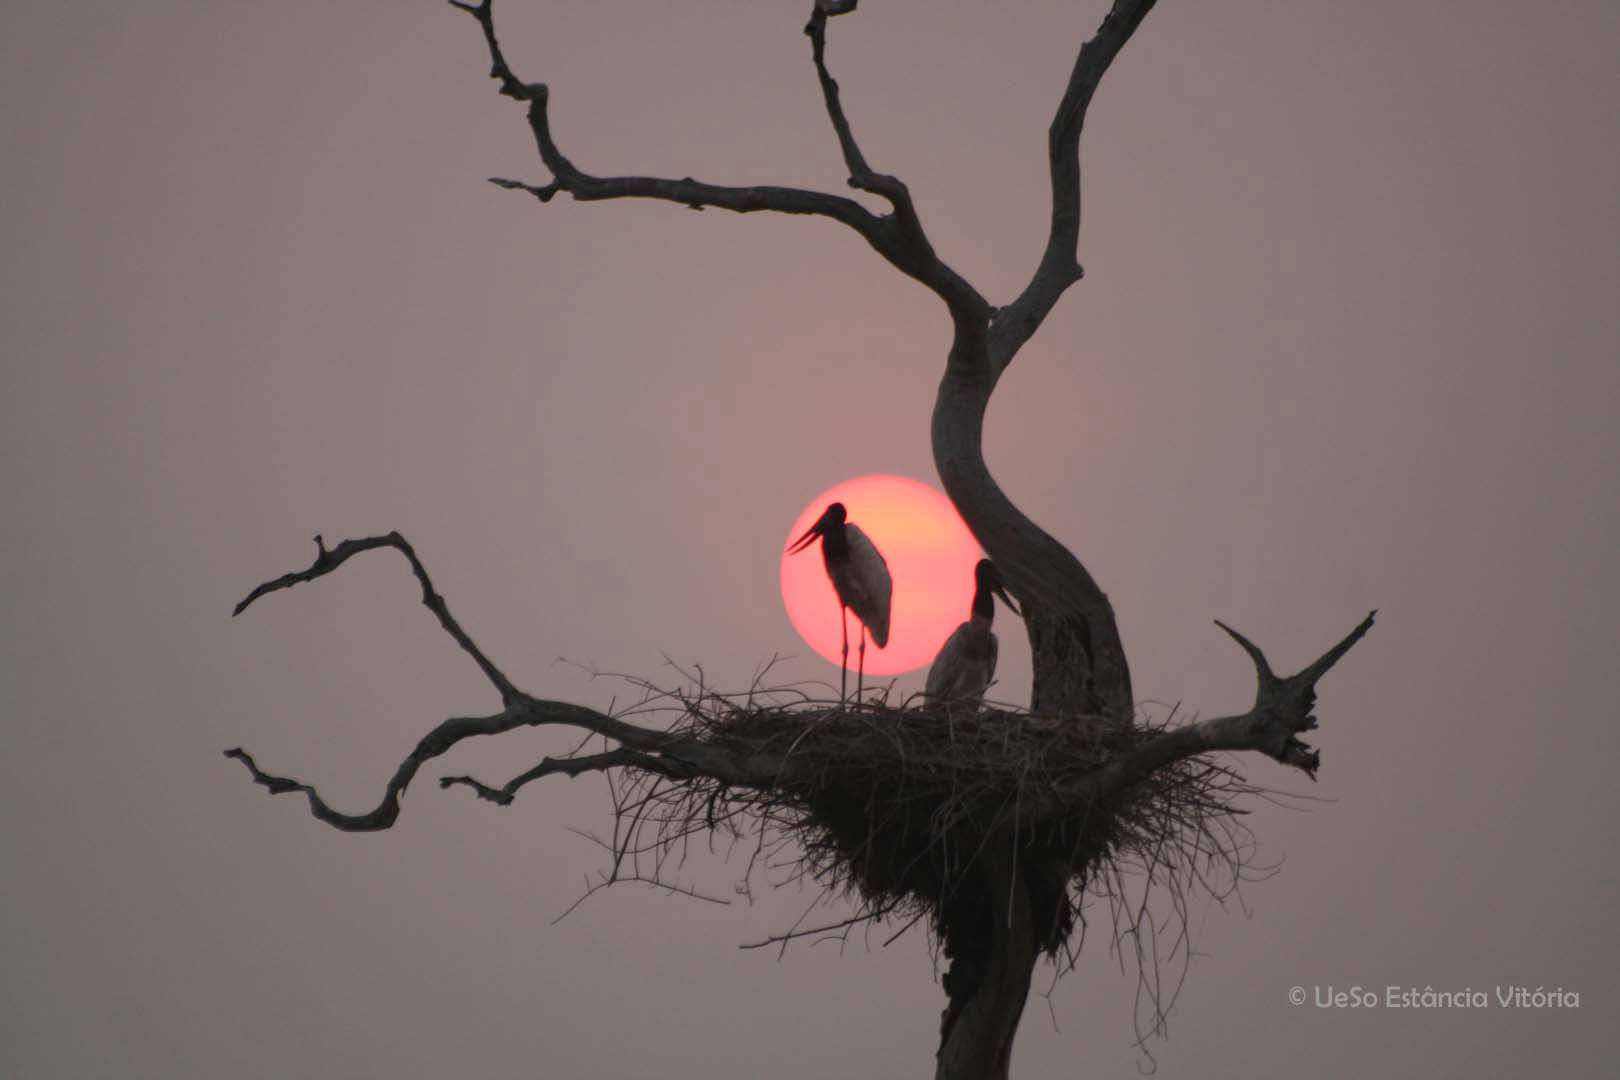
left=786, top=502, right=891, bottom=702
left=926, top=558, right=1020, bottom=708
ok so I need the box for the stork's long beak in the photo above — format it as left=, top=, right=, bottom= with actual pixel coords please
left=785, top=523, right=821, bottom=555
left=994, top=581, right=1022, bottom=618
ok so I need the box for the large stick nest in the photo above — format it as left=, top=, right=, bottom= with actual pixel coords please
left=586, top=669, right=1270, bottom=1014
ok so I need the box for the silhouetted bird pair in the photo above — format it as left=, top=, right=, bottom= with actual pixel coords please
left=787, top=502, right=1021, bottom=706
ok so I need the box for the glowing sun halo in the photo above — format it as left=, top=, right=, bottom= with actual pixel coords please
left=781, top=475, right=982, bottom=677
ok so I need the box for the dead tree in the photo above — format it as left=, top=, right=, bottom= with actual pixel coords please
left=226, top=3, right=1374, bottom=1078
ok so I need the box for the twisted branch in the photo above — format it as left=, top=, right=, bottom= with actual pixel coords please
left=226, top=532, right=788, bottom=832
left=449, top=0, right=985, bottom=317
left=800, top=8, right=984, bottom=315
left=440, top=747, right=695, bottom=807
left=1024, top=611, right=1379, bottom=827
left=448, top=1, right=878, bottom=224
left=234, top=531, right=520, bottom=704
left=990, top=0, right=1161, bottom=373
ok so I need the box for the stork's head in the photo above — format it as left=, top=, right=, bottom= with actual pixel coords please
left=974, top=558, right=1021, bottom=617
left=785, top=502, right=846, bottom=554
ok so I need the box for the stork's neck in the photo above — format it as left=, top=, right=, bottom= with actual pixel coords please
left=822, top=523, right=850, bottom=561
left=971, top=585, right=994, bottom=622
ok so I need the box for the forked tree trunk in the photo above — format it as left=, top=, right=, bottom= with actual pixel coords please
left=930, top=334, right=1134, bottom=1077
left=934, top=852, right=1040, bottom=1080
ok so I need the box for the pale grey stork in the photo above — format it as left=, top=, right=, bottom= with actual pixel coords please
left=786, top=502, right=892, bottom=702
left=925, top=558, right=1020, bottom=707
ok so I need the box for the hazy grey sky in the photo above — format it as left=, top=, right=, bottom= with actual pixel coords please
left=4, top=1, right=1617, bottom=1076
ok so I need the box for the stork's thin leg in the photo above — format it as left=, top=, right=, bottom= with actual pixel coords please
left=857, top=626, right=867, bottom=702
left=839, top=606, right=849, bottom=705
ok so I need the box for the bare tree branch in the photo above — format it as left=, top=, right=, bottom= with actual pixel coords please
left=234, top=531, right=521, bottom=705
left=221, top=694, right=668, bottom=833
left=1029, top=611, right=1378, bottom=823
left=805, top=8, right=907, bottom=208
left=803, top=6, right=988, bottom=318
left=552, top=870, right=732, bottom=925
left=446, top=0, right=526, bottom=98
left=447, top=4, right=883, bottom=252
left=440, top=747, right=694, bottom=807
left=449, top=1, right=986, bottom=319
left=504, top=99, right=883, bottom=230
left=991, top=0, right=1160, bottom=372
left=224, top=720, right=496, bottom=833
left=1213, top=618, right=1277, bottom=683
left=227, top=532, right=793, bottom=831
left=739, top=895, right=901, bottom=955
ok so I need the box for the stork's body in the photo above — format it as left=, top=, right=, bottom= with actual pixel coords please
left=787, top=502, right=891, bottom=702
left=926, top=559, right=1019, bottom=707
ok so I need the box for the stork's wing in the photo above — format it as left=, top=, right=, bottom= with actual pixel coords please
left=926, top=621, right=972, bottom=699
left=927, top=621, right=999, bottom=704
left=842, top=523, right=892, bottom=647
